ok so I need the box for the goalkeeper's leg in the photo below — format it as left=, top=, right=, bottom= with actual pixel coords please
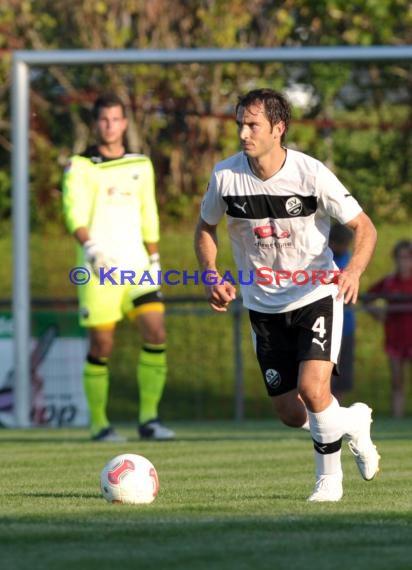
left=83, top=353, right=110, bottom=435
left=130, top=301, right=175, bottom=440
left=84, top=326, right=126, bottom=441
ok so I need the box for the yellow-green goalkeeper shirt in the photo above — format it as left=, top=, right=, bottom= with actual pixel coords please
left=62, top=147, right=160, bottom=271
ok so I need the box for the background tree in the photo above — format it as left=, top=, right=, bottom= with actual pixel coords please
left=0, top=0, right=410, bottom=230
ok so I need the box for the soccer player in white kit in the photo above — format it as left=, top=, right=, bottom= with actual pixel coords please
left=63, top=93, right=174, bottom=442
left=195, top=88, right=380, bottom=501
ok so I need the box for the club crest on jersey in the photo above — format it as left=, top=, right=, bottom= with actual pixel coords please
left=265, top=368, right=281, bottom=389
left=285, top=196, right=303, bottom=216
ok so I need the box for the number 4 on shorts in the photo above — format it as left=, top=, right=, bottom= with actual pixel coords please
left=312, top=316, right=326, bottom=338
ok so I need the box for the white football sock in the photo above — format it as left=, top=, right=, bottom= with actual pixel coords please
left=308, top=398, right=343, bottom=477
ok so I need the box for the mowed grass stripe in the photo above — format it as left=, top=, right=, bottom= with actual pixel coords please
left=0, top=420, right=411, bottom=570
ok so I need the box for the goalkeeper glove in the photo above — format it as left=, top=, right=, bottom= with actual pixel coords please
left=83, top=240, right=116, bottom=278
left=149, top=252, right=161, bottom=279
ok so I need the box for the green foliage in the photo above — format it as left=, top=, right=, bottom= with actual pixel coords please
left=30, top=134, right=66, bottom=231
left=0, top=169, right=11, bottom=221
left=0, top=1, right=410, bottom=227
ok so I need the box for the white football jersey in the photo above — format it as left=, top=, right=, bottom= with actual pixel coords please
left=201, top=148, right=362, bottom=313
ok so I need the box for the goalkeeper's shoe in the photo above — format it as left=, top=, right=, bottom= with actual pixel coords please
left=347, top=403, right=380, bottom=481
left=91, top=426, right=127, bottom=443
left=307, top=471, right=343, bottom=502
left=138, top=418, right=175, bottom=441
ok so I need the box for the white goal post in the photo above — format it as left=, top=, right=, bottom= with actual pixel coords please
left=11, top=45, right=412, bottom=427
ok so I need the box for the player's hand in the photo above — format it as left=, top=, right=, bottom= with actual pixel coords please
left=83, top=240, right=116, bottom=278
left=326, top=268, right=361, bottom=304
left=205, top=280, right=236, bottom=312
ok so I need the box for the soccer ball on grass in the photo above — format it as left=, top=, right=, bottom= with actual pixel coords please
left=100, top=453, right=159, bottom=505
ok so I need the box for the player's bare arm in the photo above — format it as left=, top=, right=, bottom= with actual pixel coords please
left=194, top=217, right=236, bottom=312
left=144, top=242, right=159, bottom=256
left=73, top=227, right=90, bottom=245
left=337, top=212, right=377, bottom=304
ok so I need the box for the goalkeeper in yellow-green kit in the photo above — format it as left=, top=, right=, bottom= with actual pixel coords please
left=62, top=93, right=175, bottom=441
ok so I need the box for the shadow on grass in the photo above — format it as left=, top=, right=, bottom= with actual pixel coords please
left=10, top=491, right=101, bottom=499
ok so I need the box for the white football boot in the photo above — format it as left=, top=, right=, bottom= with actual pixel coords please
left=347, top=403, right=380, bottom=481
left=307, top=471, right=343, bottom=502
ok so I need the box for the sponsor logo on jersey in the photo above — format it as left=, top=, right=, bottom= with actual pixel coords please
left=285, top=196, right=303, bottom=216
left=265, top=368, right=281, bottom=389
left=107, top=187, right=132, bottom=197
left=253, top=223, right=290, bottom=240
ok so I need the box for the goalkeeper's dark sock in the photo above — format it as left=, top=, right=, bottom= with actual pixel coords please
left=83, top=355, right=110, bottom=436
left=137, top=344, right=167, bottom=424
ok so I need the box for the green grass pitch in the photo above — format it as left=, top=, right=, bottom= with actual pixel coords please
left=1, top=419, right=411, bottom=570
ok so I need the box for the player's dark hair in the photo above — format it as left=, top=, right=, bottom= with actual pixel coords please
left=93, top=93, right=126, bottom=120
left=236, top=88, right=291, bottom=143
left=392, top=239, right=412, bottom=259
left=329, top=223, right=353, bottom=247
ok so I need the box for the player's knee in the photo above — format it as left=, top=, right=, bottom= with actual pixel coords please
left=299, top=384, right=331, bottom=411
left=142, top=328, right=166, bottom=345
left=89, top=337, right=114, bottom=358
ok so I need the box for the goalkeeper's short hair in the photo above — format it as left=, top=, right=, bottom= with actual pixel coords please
left=93, top=93, right=126, bottom=120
